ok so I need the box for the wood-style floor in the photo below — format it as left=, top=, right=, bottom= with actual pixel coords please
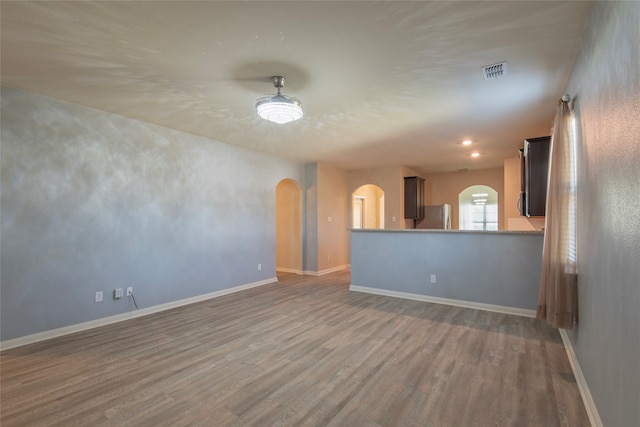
left=1, top=271, right=589, bottom=426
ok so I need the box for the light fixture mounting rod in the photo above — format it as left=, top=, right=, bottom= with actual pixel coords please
left=272, top=76, right=285, bottom=94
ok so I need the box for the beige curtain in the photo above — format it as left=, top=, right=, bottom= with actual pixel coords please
left=537, top=97, right=578, bottom=329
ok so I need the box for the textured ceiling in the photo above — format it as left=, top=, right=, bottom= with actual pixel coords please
left=1, top=1, right=593, bottom=173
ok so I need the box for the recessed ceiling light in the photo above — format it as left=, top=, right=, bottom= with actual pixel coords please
left=462, top=140, right=472, bottom=146
left=472, top=193, right=489, bottom=197
left=474, top=198, right=487, bottom=202
left=471, top=152, right=480, bottom=158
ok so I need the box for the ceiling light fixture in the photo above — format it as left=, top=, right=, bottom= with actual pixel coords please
left=462, top=140, right=472, bottom=146
left=256, top=76, right=303, bottom=124
left=471, top=152, right=480, bottom=158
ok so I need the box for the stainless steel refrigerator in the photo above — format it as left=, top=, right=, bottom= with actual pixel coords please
left=417, top=204, right=451, bottom=229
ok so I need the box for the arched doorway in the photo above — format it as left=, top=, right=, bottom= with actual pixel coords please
left=352, top=184, right=385, bottom=229
left=276, top=179, right=303, bottom=275
left=458, top=185, right=498, bottom=230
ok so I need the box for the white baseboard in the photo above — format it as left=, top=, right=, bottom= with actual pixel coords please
left=276, top=267, right=304, bottom=275
left=0, top=277, right=277, bottom=351
left=348, top=285, right=536, bottom=318
left=559, top=329, right=603, bottom=427
left=304, top=264, right=350, bottom=277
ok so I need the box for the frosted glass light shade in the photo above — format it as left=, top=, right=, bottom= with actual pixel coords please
left=256, top=94, right=303, bottom=124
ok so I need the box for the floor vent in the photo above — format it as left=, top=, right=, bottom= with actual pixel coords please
left=482, top=62, right=508, bottom=80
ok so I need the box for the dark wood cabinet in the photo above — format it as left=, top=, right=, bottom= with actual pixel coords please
left=521, top=136, right=550, bottom=217
left=519, top=148, right=526, bottom=215
left=404, top=176, right=425, bottom=226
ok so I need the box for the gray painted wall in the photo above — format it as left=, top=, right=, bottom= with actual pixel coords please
left=564, top=2, right=640, bottom=425
left=303, top=163, right=318, bottom=272
left=351, top=230, right=543, bottom=310
left=1, top=87, right=304, bottom=341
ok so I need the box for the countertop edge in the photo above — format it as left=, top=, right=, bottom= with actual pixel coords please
left=348, top=228, right=544, bottom=236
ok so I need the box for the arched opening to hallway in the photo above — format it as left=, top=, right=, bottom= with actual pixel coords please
left=276, top=179, right=303, bottom=277
left=352, top=184, right=385, bottom=229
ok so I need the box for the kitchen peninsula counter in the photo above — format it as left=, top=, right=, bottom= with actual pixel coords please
left=350, top=228, right=543, bottom=235
left=349, top=228, right=543, bottom=316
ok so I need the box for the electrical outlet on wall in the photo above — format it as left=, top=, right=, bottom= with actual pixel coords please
left=114, top=288, right=124, bottom=299
left=258, top=264, right=262, bottom=271
left=430, top=274, right=437, bottom=284
left=95, top=291, right=103, bottom=302
left=126, top=287, right=133, bottom=296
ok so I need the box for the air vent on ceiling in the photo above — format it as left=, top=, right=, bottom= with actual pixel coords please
left=482, top=62, right=508, bottom=80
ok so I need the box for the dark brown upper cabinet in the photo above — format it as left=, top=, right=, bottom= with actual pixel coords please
left=520, top=136, right=550, bottom=217
left=404, top=176, right=425, bottom=227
